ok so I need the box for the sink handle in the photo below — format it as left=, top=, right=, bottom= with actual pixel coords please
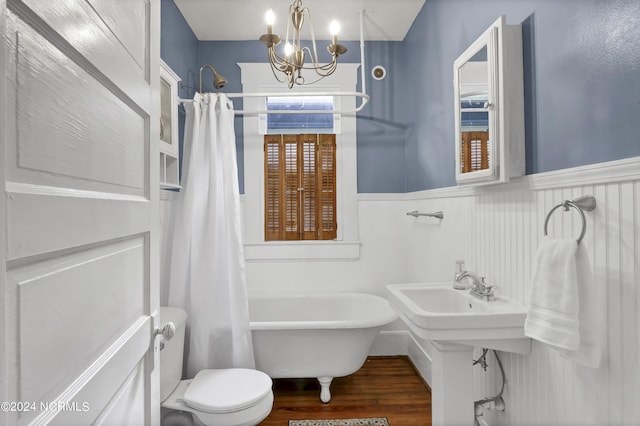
left=473, top=276, right=487, bottom=291
left=470, top=278, right=497, bottom=301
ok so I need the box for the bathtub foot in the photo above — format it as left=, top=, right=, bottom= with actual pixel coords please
left=317, top=377, right=333, bottom=403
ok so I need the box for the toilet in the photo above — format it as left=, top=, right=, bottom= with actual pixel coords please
left=160, top=307, right=273, bottom=426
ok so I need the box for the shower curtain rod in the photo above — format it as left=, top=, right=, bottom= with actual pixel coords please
left=178, top=9, right=369, bottom=116
left=179, top=91, right=369, bottom=116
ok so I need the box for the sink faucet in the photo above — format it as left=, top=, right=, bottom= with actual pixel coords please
left=454, top=270, right=482, bottom=289
left=453, top=271, right=496, bottom=301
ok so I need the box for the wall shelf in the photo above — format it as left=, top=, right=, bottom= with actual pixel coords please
left=159, top=60, right=181, bottom=189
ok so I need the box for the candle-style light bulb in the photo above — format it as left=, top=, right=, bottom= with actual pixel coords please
left=284, top=42, right=293, bottom=59
left=266, top=9, right=275, bottom=34
left=329, top=20, right=340, bottom=45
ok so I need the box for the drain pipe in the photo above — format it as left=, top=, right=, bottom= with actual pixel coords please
left=473, top=349, right=506, bottom=426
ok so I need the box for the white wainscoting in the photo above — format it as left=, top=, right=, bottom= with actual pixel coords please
left=158, top=157, right=639, bottom=425
left=403, top=157, right=640, bottom=426
left=160, top=190, right=178, bottom=306
left=243, top=195, right=409, bottom=296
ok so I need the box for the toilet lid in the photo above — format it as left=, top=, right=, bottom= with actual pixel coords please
left=182, top=369, right=272, bottom=414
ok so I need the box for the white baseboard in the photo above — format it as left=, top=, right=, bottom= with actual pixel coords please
left=407, top=333, right=432, bottom=387
left=369, top=330, right=408, bottom=356
left=370, top=330, right=432, bottom=387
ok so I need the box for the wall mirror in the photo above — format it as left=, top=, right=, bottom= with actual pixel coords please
left=454, top=15, right=525, bottom=186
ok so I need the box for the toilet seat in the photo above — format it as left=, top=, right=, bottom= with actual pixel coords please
left=182, top=369, right=272, bottom=414
left=161, top=369, right=274, bottom=426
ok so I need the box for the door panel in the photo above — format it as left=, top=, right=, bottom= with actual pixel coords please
left=86, top=0, right=147, bottom=70
left=6, top=184, right=149, bottom=261
left=2, top=0, right=159, bottom=425
left=11, top=237, right=145, bottom=403
left=93, top=362, right=147, bottom=426
left=5, top=9, right=146, bottom=194
left=15, top=319, right=150, bottom=425
left=15, top=0, right=149, bottom=107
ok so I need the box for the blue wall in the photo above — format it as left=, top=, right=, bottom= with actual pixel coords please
left=160, top=0, right=198, bottom=92
left=161, top=0, right=640, bottom=193
left=402, top=0, right=640, bottom=191
left=356, top=41, right=407, bottom=193
left=160, top=0, right=199, bottom=175
left=197, top=40, right=407, bottom=193
left=160, top=1, right=407, bottom=193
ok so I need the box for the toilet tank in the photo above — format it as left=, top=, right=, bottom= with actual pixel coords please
left=159, top=306, right=187, bottom=402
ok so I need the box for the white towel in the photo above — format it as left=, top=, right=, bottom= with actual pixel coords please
left=558, top=244, right=602, bottom=368
left=525, top=236, right=580, bottom=351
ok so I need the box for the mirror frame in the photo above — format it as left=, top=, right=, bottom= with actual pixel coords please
left=453, top=16, right=525, bottom=186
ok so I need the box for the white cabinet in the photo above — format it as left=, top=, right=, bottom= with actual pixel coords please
left=453, top=15, right=525, bottom=185
left=159, top=60, right=181, bottom=189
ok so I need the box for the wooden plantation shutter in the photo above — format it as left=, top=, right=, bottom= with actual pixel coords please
left=461, top=131, right=489, bottom=173
left=264, top=136, right=283, bottom=241
left=283, top=135, right=300, bottom=240
left=264, top=134, right=337, bottom=241
left=317, top=134, right=336, bottom=240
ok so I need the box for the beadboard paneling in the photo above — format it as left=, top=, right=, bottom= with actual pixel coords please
left=158, top=157, right=640, bottom=425
left=404, top=157, right=640, bottom=426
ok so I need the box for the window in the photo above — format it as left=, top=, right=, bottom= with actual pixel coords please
left=239, top=62, right=360, bottom=260
left=266, top=96, right=334, bottom=132
left=460, top=93, right=489, bottom=173
left=461, top=132, right=490, bottom=173
left=264, top=134, right=336, bottom=241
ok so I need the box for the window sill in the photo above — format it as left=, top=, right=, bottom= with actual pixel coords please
left=244, top=241, right=361, bottom=261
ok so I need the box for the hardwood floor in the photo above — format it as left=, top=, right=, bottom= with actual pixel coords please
left=259, top=356, right=432, bottom=426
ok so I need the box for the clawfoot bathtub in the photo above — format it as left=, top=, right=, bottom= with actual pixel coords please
left=249, top=292, right=397, bottom=402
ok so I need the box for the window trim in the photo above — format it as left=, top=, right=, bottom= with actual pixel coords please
left=239, top=62, right=360, bottom=261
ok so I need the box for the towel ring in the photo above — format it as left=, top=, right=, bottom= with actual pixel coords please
left=543, top=195, right=596, bottom=245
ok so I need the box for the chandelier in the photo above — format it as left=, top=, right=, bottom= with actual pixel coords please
left=259, top=0, right=347, bottom=88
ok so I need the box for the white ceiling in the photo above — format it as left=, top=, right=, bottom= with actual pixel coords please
left=173, top=0, right=427, bottom=41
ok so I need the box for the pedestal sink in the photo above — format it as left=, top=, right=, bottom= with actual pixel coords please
left=386, top=283, right=531, bottom=426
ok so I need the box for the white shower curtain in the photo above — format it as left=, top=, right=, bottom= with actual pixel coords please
left=168, top=92, right=254, bottom=377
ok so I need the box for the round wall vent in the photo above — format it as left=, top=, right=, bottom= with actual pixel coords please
left=371, top=65, right=387, bottom=80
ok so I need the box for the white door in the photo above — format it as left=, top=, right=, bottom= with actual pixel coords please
left=0, top=0, right=160, bottom=425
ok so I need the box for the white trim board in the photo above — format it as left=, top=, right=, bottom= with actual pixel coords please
left=401, top=156, right=640, bottom=201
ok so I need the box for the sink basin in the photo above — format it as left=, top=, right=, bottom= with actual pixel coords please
left=386, top=283, right=528, bottom=346
left=387, top=283, right=531, bottom=426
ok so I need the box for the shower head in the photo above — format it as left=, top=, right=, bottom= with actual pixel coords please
left=213, top=71, right=227, bottom=89
left=199, top=64, right=228, bottom=92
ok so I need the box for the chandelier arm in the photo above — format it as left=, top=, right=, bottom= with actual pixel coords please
left=267, top=49, right=287, bottom=83
left=315, top=63, right=337, bottom=78
left=269, top=49, right=285, bottom=68
left=269, top=63, right=286, bottom=84
left=311, top=60, right=337, bottom=76
left=311, top=67, right=335, bottom=78
left=304, top=7, right=321, bottom=66
left=296, top=8, right=305, bottom=49
left=314, top=58, right=338, bottom=71
left=267, top=48, right=281, bottom=69
left=270, top=49, right=292, bottom=68
left=271, top=48, right=306, bottom=74
left=290, top=74, right=329, bottom=86
left=301, top=46, right=318, bottom=68
left=288, top=51, right=336, bottom=73
left=286, top=3, right=293, bottom=45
